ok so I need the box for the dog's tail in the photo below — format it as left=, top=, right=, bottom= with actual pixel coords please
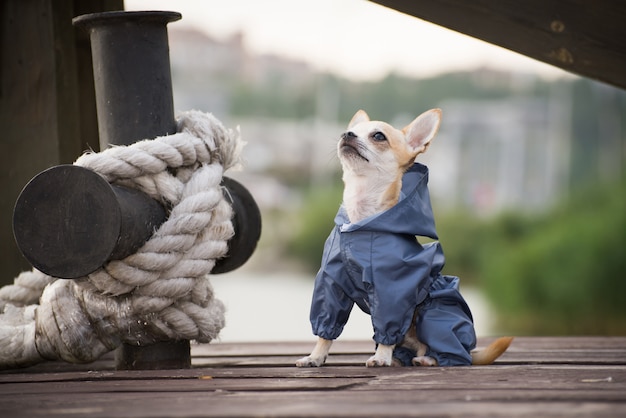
left=470, top=337, right=514, bottom=365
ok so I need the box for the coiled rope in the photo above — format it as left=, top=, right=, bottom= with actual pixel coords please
left=0, top=110, right=243, bottom=369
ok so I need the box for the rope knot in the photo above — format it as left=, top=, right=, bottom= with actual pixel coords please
left=0, top=111, right=242, bottom=369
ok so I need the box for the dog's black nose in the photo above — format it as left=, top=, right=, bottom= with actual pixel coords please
left=341, top=131, right=357, bottom=141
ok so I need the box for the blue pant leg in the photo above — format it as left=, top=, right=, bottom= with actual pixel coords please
left=416, top=277, right=477, bottom=366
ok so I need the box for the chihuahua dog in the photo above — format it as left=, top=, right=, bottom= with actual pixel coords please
left=296, top=109, right=512, bottom=368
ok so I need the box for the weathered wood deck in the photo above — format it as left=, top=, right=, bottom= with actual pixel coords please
left=1, top=337, right=625, bottom=417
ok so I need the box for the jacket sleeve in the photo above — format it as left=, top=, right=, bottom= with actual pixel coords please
left=309, top=228, right=354, bottom=340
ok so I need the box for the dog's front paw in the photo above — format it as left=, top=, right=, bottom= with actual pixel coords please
left=295, top=355, right=325, bottom=368
left=412, top=356, right=438, bottom=367
left=366, top=354, right=392, bottom=367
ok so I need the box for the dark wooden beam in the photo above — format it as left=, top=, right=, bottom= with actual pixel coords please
left=371, top=0, right=626, bottom=90
left=0, top=0, right=122, bottom=286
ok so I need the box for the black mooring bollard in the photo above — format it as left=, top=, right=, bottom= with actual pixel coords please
left=12, top=9, right=261, bottom=370
left=73, top=10, right=189, bottom=371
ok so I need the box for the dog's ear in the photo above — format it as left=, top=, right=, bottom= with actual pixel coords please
left=403, top=108, right=442, bottom=154
left=348, top=109, right=370, bottom=129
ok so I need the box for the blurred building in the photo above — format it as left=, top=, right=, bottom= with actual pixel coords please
left=168, top=28, right=314, bottom=115
left=424, top=96, right=571, bottom=215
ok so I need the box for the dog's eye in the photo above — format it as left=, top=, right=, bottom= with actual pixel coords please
left=372, top=132, right=387, bottom=142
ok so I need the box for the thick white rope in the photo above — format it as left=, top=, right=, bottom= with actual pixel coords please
left=0, top=111, right=243, bottom=369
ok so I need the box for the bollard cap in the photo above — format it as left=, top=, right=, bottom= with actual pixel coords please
left=72, top=10, right=182, bottom=29
left=13, top=165, right=121, bottom=279
left=212, top=177, right=262, bottom=274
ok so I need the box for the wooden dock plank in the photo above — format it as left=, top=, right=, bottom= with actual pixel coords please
left=191, top=337, right=626, bottom=367
left=0, top=337, right=625, bottom=417
left=1, top=366, right=622, bottom=396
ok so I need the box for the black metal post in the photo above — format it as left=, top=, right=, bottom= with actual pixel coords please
left=73, top=10, right=181, bottom=148
left=73, top=10, right=189, bottom=370
left=12, top=9, right=261, bottom=371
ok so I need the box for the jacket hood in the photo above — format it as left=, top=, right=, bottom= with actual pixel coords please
left=334, top=163, right=438, bottom=239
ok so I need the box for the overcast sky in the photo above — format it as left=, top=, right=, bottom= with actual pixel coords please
left=125, top=0, right=570, bottom=81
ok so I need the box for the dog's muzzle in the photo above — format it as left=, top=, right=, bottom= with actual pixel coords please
left=339, top=132, right=368, bottom=162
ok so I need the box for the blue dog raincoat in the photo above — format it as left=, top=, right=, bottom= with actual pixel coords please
left=309, top=163, right=477, bottom=366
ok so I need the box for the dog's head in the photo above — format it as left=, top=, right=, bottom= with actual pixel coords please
left=338, top=109, right=442, bottom=176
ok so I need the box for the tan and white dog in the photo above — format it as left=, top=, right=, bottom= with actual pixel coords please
left=296, top=109, right=512, bottom=368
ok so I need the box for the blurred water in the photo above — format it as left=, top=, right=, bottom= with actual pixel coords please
left=210, top=270, right=494, bottom=343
